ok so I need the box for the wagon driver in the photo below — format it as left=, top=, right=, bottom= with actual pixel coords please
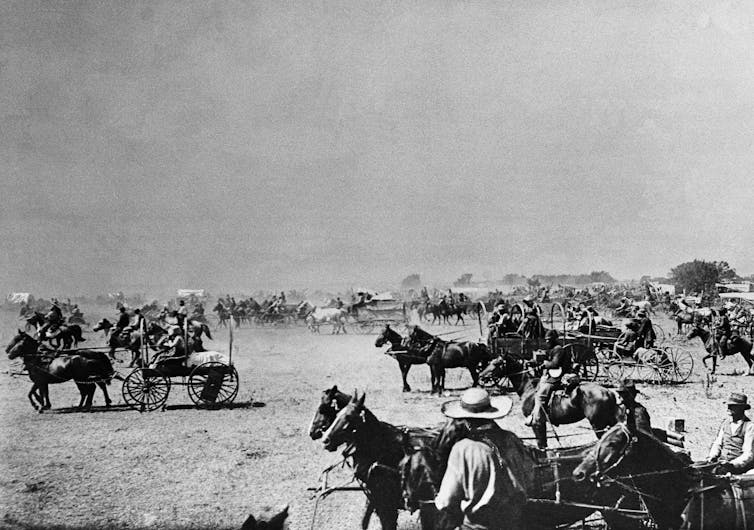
left=154, top=326, right=188, bottom=368
left=435, top=388, right=522, bottom=530
left=707, top=392, right=754, bottom=474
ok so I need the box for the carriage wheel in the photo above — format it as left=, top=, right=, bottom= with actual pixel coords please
left=602, top=350, right=626, bottom=381
left=658, top=347, right=694, bottom=383
left=122, top=369, right=171, bottom=412
left=187, top=362, right=239, bottom=408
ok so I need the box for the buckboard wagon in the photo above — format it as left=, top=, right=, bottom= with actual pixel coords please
left=121, top=325, right=239, bottom=411
left=349, top=299, right=408, bottom=334
left=486, top=303, right=693, bottom=386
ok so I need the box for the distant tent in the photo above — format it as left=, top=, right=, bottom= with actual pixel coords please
left=177, top=289, right=206, bottom=298
left=6, top=292, right=31, bottom=304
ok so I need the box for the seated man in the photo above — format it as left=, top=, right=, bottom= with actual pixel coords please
left=152, top=326, right=187, bottom=368
left=615, top=320, right=640, bottom=357
left=615, top=298, right=632, bottom=317
left=707, top=392, right=754, bottom=474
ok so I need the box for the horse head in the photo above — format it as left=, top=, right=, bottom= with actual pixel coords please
left=92, top=318, right=111, bottom=332
left=6, top=330, right=37, bottom=359
left=308, top=386, right=351, bottom=440
left=374, top=325, right=401, bottom=348
left=321, top=390, right=367, bottom=452
left=572, top=422, right=634, bottom=483
left=686, top=325, right=705, bottom=341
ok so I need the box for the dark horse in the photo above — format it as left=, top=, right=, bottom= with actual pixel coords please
left=406, top=326, right=491, bottom=394
left=26, top=311, right=85, bottom=349
left=424, top=302, right=466, bottom=325
left=419, top=337, right=490, bottom=394
left=687, top=324, right=754, bottom=375
left=312, top=387, right=440, bottom=530
left=375, top=325, right=432, bottom=392
left=6, top=330, right=114, bottom=412
left=478, top=355, right=620, bottom=448
left=572, top=422, right=696, bottom=530
left=401, top=419, right=650, bottom=530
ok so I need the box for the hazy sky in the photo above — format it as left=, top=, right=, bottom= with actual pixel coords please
left=2, top=0, right=754, bottom=295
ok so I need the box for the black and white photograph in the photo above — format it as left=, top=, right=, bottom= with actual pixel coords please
left=3, top=1, right=754, bottom=529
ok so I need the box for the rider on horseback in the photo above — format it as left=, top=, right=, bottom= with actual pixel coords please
left=715, top=307, right=732, bottom=358
left=525, top=330, right=573, bottom=436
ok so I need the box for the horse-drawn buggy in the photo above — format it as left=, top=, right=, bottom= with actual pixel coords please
left=348, top=297, right=408, bottom=334
left=484, top=303, right=693, bottom=387
left=121, top=326, right=239, bottom=411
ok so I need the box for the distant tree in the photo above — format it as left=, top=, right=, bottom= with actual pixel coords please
left=453, top=273, right=473, bottom=287
left=669, top=260, right=737, bottom=293
left=400, top=274, right=421, bottom=289
left=588, top=271, right=617, bottom=283
left=502, top=273, right=526, bottom=284
left=526, top=277, right=541, bottom=289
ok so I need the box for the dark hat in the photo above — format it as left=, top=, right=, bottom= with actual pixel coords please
left=616, top=379, right=641, bottom=395
left=726, top=392, right=750, bottom=409
left=545, top=329, right=559, bottom=340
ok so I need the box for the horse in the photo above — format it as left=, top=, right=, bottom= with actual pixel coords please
left=687, top=324, right=754, bottom=375
left=374, top=324, right=431, bottom=392
left=632, top=300, right=654, bottom=315
left=478, top=355, right=620, bottom=448
left=6, top=330, right=114, bottom=412
left=418, top=337, right=491, bottom=395
left=401, top=419, right=647, bottom=530
left=315, top=389, right=440, bottom=530
left=572, top=422, right=695, bottom=530
left=24, top=311, right=46, bottom=332
left=37, top=322, right=86, bottom=350
left=299, top=302, right=347, bottom=334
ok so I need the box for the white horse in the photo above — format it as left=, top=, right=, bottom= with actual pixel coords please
left=632, top=300, right=654, bottom=315
left=300, top=302, right=348, bottom=334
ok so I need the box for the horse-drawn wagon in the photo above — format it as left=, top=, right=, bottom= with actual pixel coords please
left=121, top=325, right=239, bottom=411
left=348, top=297, right=408, bottom=334
left=484, top=303, right=692, bottom=386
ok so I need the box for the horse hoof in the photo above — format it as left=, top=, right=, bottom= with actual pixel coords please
left=403, top=387, right=411, bottom=393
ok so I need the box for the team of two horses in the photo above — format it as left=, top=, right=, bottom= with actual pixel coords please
left=309, top=386, right=659, bottom=530
left=375, top=324, right=491, bottom=394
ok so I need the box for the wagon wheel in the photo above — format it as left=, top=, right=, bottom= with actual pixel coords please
left=657, top=346, right=694, bottom=383
left=122, top=368, right=171, bottom=412
left=565, top=343, right=598, bottom=381
left=602, top=348, right=627, bottom=381
left=187, top=362, right=239, bottom=408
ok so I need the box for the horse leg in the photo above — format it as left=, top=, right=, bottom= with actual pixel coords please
left=27, top=383, right=40, bottom=411
left=374, top=506, right=398, bottom=530
left=98, top=381, right=112, bottom=407
left=41, top=384, right=52, bottom=410
left=532, top=421, right=547, bottom=449
left=400, top=362, right=412, bottom=392
left=360, top=499, right=374, bottom=530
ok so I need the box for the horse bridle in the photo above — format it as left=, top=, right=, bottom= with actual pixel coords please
left=593, top=423, right=635, bottom=483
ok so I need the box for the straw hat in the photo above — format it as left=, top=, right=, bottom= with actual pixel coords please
left=726, top=392, right=750, bottom=409
left=441, top=388, right=512, bottom=420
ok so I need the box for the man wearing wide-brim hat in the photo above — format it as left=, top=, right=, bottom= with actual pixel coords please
left=707, top=392, right=754, bottom=474
left=616, top=379, right=652, bottom=436
left=435, top=388, right=522, bottom=530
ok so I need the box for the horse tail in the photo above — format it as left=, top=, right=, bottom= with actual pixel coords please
left=203, top=324, right=213, bottom=340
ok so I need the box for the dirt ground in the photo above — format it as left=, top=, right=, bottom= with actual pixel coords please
left=0, top=306, right=750, bottom=529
